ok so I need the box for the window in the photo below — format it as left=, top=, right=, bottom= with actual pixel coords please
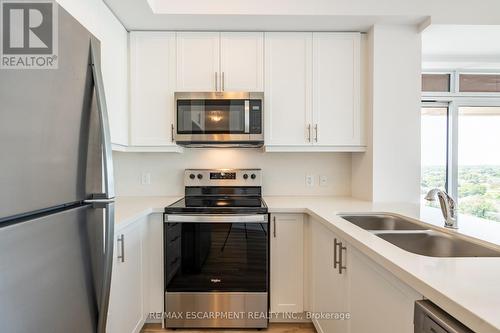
left=422, top=74, right=451, bottom=92
left=421, top=106, right=448, bottom=207
left=459, top=74, right=500, bottom=93
left=457, top=107, right=500, bottom=222
left=421, top=71, right=500, bottom=223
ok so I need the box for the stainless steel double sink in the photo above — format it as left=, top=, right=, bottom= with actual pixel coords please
left=339, top=214, right=500, bottom=257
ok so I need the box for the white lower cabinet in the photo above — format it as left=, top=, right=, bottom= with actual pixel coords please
left=144, top=214, right=164, bottom=316
left=270, top=214, right=304, bottom=314
left=349, top=246, right=421, bottom=333
left=309, top=217, right=422, bottom=333
left=107, top=214, right=165, bottom=333
left=311, top=218, right=349, bottom=333
left=107, top=218, right=146, bottom=333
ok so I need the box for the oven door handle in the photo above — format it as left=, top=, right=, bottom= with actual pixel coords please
left=165, top=214, right=268, bottom=223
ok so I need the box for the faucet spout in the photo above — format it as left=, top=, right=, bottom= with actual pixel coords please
left=424, top=189, right=458, bottom=229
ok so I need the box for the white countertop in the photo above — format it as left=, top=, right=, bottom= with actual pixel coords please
left=114, top=195, right=500, bottom=333
left=114, top=196, right=181, bottom=231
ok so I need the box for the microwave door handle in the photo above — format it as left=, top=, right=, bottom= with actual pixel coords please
left=244, top=100, right=250, bottom=133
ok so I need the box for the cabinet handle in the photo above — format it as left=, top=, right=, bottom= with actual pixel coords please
left=215, top=72, right=218, bottom=91
left=306, top=124, right=311, bottom=142
left=273, top=216, right=276, bottom=238
left=222, top=72, right=225, bottom=91
left=171, top=123, right=175, bottom=142
left=338, top=241, right=347, bottom=274
left=117, top=234, right=125, bottom=263
left=334, top=238, right=339, bottom=268
left=314, top=124, right=318, bottom=142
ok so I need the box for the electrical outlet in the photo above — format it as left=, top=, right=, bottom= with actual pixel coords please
left=141, top=172, right=151, bottom=185
left=319, top=175, right=328, bottom=187
left=305, top=175, right=314, bottom=187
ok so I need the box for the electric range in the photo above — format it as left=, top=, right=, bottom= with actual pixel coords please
left=163, top=169, right=269, bottom=328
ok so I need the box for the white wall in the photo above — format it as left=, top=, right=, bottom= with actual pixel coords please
left=351, top=33, right=373, bottom=200
left=352, top=24, right=421, bottom=203
left=56, top=0, right=129, bottom=145
left=113, top=150, right=352, bottom=197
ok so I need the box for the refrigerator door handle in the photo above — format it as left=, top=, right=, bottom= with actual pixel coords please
left=90, top=38, right=115, bottom=333
left=84, top=198, right=115, bottom=205
left=90, top=38, right=115, bottom=200
left=97, top=203, right=114, bottom=333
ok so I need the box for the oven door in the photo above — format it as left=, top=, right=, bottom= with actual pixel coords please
left=164, top=214, right=268, bottom=293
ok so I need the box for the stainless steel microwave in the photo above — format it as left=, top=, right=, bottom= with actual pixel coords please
left=173, top=92, right=264, bottom=148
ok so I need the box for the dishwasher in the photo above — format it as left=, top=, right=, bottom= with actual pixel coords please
left=414, top=300, right=474, bottom=333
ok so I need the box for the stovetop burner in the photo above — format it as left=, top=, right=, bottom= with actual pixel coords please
left=165, top=196, right=267, bottom=214
left=164, top=169, right=268, bottom=215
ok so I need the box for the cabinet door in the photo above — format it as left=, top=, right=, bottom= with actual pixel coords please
left=264, top=32, right=313, bottom=145
left=220, top=32, right=263, bottom=91
left=144, top=214, right=164, bottom=316
left=270, top=214, right=304, bottom=313
left=176, top=32, right=220, bottom=91
left=349, top=247, right=421, bottom=333
left=107, top=221, right=145, bottom=333
left=130, top=32, right=176, bottom=146
left=312, top=33, right=361, bottom=145
left=311, top=219, right=349, bottom=333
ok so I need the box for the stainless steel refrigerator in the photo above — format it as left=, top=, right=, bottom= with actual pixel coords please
left=0, top=7, right=115, bottom=333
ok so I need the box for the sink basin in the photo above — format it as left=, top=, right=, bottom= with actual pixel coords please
left=340, top=214, right=428, bottom=231
left=377, top=231, right=500, bottom=257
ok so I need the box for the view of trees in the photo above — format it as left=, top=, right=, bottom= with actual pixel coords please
left=421, top=166, right=500, bottom=222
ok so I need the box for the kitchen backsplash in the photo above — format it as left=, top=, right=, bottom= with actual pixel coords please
left=113, top=150, right=352, bottom=197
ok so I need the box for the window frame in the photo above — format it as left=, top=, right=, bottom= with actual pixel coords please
left=422, top=70, right=500, bottom=203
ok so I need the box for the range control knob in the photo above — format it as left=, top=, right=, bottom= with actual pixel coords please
left=189, top=173, right=196, bottom=179
left=251, top=174, right=257, bottom=179
left=243, top=174, right=249, bottom=180
left=197, top=174, right=203, bottom=179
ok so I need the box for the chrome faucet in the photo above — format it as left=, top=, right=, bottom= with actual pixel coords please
left=424, top=189, right=458, bottom=229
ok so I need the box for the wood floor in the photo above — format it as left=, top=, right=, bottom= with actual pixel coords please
left=141, top=323, right=316, bottom=333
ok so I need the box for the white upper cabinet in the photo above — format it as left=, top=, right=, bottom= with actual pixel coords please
left=313, top=33, right=361, bottom=146
left=220, top=32, right=264, bottom=91
left=264, top=32, right=364, bottom=152
left=176, top=32, right=220, bottom=91
left=124, top=31, right=363, bottom=152
left=264, top=32, right=313, bottom=146
left=129, top=32, right=176, bottom=147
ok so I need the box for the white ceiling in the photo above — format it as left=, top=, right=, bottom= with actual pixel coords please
left=102, top=0, right=500, bottom=69
left=422, top=25, right=500, bottom=69
left=103, top=0, right=500, bottom=31
left=103, top=0, right=427, bottom=31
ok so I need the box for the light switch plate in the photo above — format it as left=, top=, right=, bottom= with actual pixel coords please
left=320, top=175, right=328, bottom=187
left=141, top=172, right=151, bottom=185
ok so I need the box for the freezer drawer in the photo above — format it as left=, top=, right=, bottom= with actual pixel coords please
left=414, top=300, right=473, bottom=333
